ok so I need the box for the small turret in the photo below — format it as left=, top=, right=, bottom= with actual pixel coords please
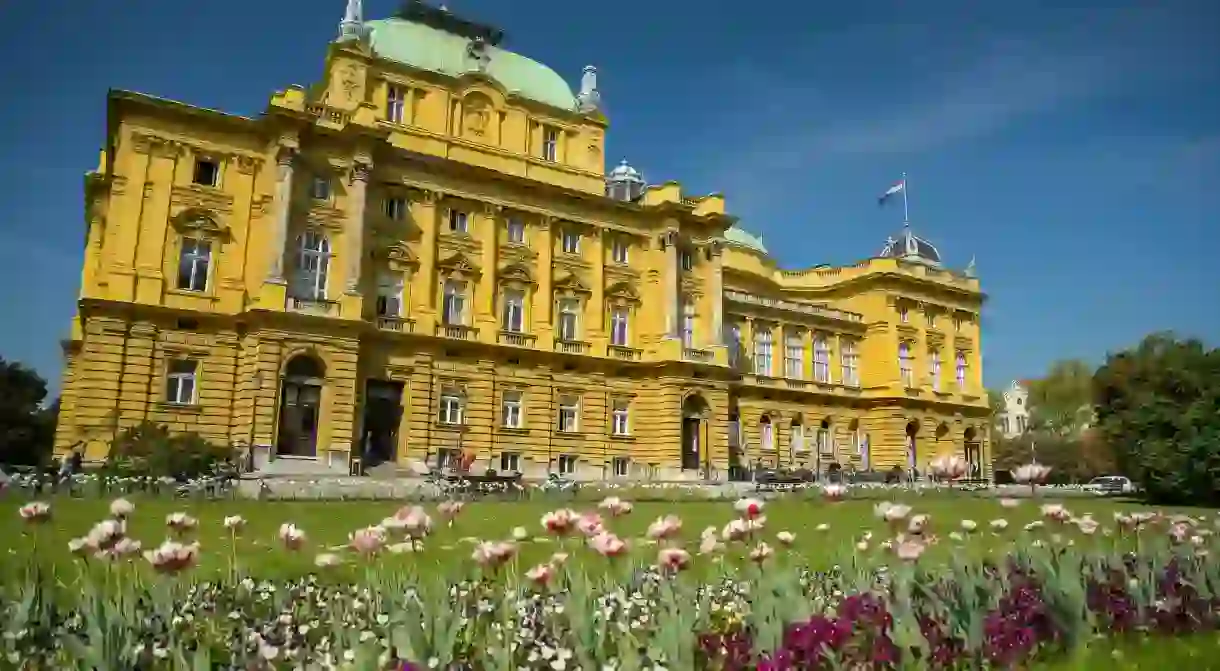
left=577, top=65, right=601, bottom=113
left=337, top=0, right=366, bottom=42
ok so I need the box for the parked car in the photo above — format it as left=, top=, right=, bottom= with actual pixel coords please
left=1084, top=475, right=1135, bottom=495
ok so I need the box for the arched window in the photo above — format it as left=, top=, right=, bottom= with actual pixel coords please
left=293, top=231, right=331, bottom=301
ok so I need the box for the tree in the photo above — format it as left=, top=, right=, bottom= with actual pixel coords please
left=1027, top=359, right=1095, bottom=437
left=1093, top=332, right=1220, bottom=506
left=107, top=421, right=233, bottom=479
left=0, top=357, right=55, bottom=467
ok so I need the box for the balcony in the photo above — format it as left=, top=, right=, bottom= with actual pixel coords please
left=498, top=331, right=536, bottom=347
left=682, top=347, right=714, bottom=363
left=554, top=339, right=590, bottom=355
left=376, top=316, right=415, bottom=333
left=607, top=344, right=642, bottom=361
left=436, top=324, right=478, bottom=340
left=286, top=296, right=338, bottom=316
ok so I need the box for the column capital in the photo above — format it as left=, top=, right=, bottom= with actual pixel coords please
left=350, top=161, right=373, bottom=183
left=276, top=146, right=299, bottom=168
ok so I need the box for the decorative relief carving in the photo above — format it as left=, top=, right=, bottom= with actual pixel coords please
left=304, top=203, right=345, bottom=231
left=276, top=146, right=298, bottom=168
left=553, top=273, right=591, bottom=295
left=498, top=263, right=535, bottom=286
left=379, top=241, right=418, bottom=272
left=681, top=276, right=704, bottom=295
left=708, top=239, right=725, bottom=258
left=438, top=230, right=481, bottom=257
left=235, top=155, right=262, bottom=175
left=110, top=176, right=128, bottom=196
left=170, top=208, right=231, bottom=238
left=340, top=64, right=364, bottom=100
left=170, top=184, right=234, bottom=213
left=463, top=94, right=492, bottom=136
left=499, top=243, right=537, bottom=265
left=350, top=161, right=373, bottom=183
left=605, top=281, right=640, bottom=304
left=437, top=252, right=481, bottom=278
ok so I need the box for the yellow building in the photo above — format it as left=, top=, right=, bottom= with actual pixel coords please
left=55, top=0, right=990, bottom=480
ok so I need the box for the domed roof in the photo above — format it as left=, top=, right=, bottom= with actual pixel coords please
left=608, top=159, right=643, bottom=183
left=724, top=225, right=769, bottom=255
left=879, top=226, right=941, bottom=265
left=365, top=17, right=578, bottom=111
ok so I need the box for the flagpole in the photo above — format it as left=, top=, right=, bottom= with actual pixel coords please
left=902, top=172, right=909, bottom=226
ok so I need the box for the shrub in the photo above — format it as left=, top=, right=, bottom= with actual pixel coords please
left=105, top=422, right=232, bottom=480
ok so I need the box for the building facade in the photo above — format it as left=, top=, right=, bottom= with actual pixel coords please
left=995, top=380, right=1031, bottom=439
left=54, top=0, right=991, bottom=480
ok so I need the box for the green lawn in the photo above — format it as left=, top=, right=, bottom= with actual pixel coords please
left=4, top=493, right=1208, bottom=578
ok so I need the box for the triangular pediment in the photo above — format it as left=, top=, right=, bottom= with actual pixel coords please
left=382, top=241, right=418, bottom=270
left=553, top=273, right=590, bottom=294
left=605, top=281, right=640, bottom=302
left=437, top=252, right=480, bottom=276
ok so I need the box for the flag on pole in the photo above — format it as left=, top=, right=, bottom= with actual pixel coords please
left=878, top=180, right=905, bottom=206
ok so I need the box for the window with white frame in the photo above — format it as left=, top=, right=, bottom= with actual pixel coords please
left=438, top=389, right=464, bottom=425
left=502, top=289, right=525, bottom=332
left=784, top=331, right=804, bottom=379
left=499, top=451, right=521, bottom=472
left=611, top=400, right=630, bottom=436
left=384, top=195, right=406, bottom=221
left=929, top=348, right=942, bottom=390
left=310, top=175, right=331, bottom=201
left=790, top=423, right=804, bottom=453
left=612, top=456, right=630, bottom=477
left=610, top=306, right=629, bottom=346
left=841, top=339, right=860, bottom=386
left=899, top=342, right=915, bottom=387
left=448, top=208, right=468, bottom=233
left=760, top=418, right=774, bottom=453
left=387, top=85, right=406, bottom=124
left=502, top=390, right=523, bottom=429
left=541, top=127, right=558, bottom=162
left=192, top=158, right=219, bottom=187
left=557, top=395, right=580, bottom=432
left=165, top=359, right=198, bottom=405
left=817, top=421, right=833, bottom=454
left=557, top=298, right=580, bottom=341
left=506, top=216, right=526, bottom=244
left=441, top=280, right=466, bottom=325
left=955, top=350, right=968, bottom=388
left=679, top=249, right=694, bottom=271
left=611, top=238, right=629, bottom=264
left=293, top=231, right=330, bottom=300
left=680, top=298, right=695, bottom=348
left=557, top=454, right=576, bottom=475
left=376, top=272, right=404, bottom=317
left=813, top=335, right=832, bottom=383
left=177, top=237, right=211, bottom=292
left=754, top=328, right=773, bottom=376
left=561, top=229, right=580, bottom=254
left=899, top=306, right=909, bottom=323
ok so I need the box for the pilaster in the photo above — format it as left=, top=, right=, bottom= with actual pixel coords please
left=708, top=240, right=724, bottom=343
left=344, top=160, right=371, bottom=295
left=534, top=217, right=554, bottom=341
left=660, top=227, right=679, bottom=338
left=265, top=145, right=296, bottom=285
left=477, top=203, right=500, bottom=339
left=410, top=189, right=440, bottom=333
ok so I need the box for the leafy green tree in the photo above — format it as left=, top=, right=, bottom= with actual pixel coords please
left=1093, top=332, right=1220, bottom=505
left=107, top=421, right=233, bottom=479
left=1027, top=359, right=1095, bottom=437
left=0, top=357, right=55, bottom=467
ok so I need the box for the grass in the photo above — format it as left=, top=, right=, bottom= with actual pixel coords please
left=3, top=493, right=1208, bottom=578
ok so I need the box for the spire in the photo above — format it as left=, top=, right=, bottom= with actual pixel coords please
left=338, top=0, right=365, bottom=43
left=964, top=255, right=977, bottom=278
left=577, top=65, right=601, bottom=113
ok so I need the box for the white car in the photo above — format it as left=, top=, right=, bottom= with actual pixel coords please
left=1085, top=475, right=1134, bottom=495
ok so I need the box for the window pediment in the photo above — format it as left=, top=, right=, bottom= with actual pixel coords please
left=498, top=263, right=535, bottom=286
left=605, top=281, right=640, bottom=304
left=170, top=208, right=230, bottom=239
left=438, top=252, right=480, bottom=278
left=378, top=241, right=418, bottom=272
left=553, top=273, right=590, bottom=296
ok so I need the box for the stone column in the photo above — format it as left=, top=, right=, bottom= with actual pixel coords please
left=345, top=161, right=371, bottom=294
left=660, top=228, right=679, bottom=337
left=266, top=146, right=297, bottom=284
left=709, top=240, right=724, bottom=343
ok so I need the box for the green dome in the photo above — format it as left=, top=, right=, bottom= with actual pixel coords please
left=724, top=226, right=769, bottom=255
left=366, top=18, right=578, bottom=112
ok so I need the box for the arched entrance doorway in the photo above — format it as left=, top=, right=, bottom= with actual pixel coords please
left=277, top=355, right=325, bottom=457
left=905, top=420, right=920, bottom=475
left=963, top=427, right=981, bottom=478
left=681, top=394, right=709, bottom=472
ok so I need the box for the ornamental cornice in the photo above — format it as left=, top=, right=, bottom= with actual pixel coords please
left=170, top=184, right=234, bottom=214
left=130, top=131, right=264, bottom=166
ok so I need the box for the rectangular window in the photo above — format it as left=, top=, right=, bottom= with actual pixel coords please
left=680, top=299, right=695, bottom=348
left=784, top=332, right=804, bottom=379
left=680, top=249, right=694, bottom=271
left=929, top=349, right=942, bottom=390
left=166, top=360, right=198, bottom=405
left=813, top=335, right=832, bottom=383
left=439, top=391, right=464, bottom=425
left=192, top=159, right=219, bottom=187
left=790, top=424, right=804, bottom=453
left=611, top=400, right=630, bottom=436
left=177, top=238, right=211, bottom=292
left=376, top=272, right=404, bottom=317
left=899, top=307, right=909, bottom=323
left=611, top=239, right=629, bottom=264
left=502, top=289, right=525, bottom=332
left=387, top=85, right=406, bottom=124
left=955, top=350, right=968, bottom=388
left=841, top=339, right=860, bottom=387
left=899, top=342, right=914, bottom=387
left=448, top=209, right=468, bottom=233
left=384, top=196, right=406, bottom=220
left=542, top=127, right=558, bottom=162
left=502, top=391, right=523, bottom=429
left=499, top=451, right=521, bottom=472
left=557, top=454, right=576, bottom=475
left=926, top=312, right=937, bottom=329
left=610, top=307, right=629, bottom=346
left=954, top=316, right=964, bottom=331
left=561, top=229, right=580, bottom=254
left=442, top=280, right=465, bottom=325
left=612, top=457, right=630, bottom=477
left=557, top=298, right=580, bottom=341
left=754, top=329, right=773, bottom=376
left=506, top=216, right=526, bottom=244
left=558, top=395, right=579, bottom=433
left=310, top=175, right=331, bottom=201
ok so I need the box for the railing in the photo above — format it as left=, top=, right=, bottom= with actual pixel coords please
left=607, top=345, right=641, bottom=361
left=555, top=339, right=590, bottom=355
left=724, top=289, right=863, bottom=322
left=286, top=296, right=338, bottom=315
left=498, top=331, right=536, bottom=347
left=304, top=103, right=351, bottom=126
left=683, top=347, right=713, bottom=362
left=435, top=324, right=478, bottom=340
left=376, top=316, right=415, bottom=333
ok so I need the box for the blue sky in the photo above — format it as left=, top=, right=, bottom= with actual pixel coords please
left=1, top=0, right=1217, bottom=394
